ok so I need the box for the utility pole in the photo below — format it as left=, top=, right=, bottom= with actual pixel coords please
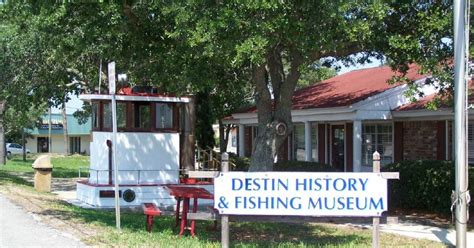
left=453, top=0, right=469, bottom=247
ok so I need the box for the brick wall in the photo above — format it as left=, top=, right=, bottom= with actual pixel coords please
left=447, top=121, right=453, bottom=161
left=403, top=121, right=439, bottom=160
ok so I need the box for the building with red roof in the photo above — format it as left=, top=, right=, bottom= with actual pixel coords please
left=225, top=65, right=474, bottom=171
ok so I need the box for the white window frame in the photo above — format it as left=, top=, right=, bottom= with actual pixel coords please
left=361, top=122, right=394, bottom=167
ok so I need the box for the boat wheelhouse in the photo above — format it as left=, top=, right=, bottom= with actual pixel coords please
left=76, top=87, right=198, bottom=208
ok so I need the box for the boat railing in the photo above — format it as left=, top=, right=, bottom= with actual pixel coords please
left=77, top=168, right=179, bottom=185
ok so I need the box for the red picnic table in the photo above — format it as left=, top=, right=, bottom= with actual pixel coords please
left=166, top=185, right=214, bottom=236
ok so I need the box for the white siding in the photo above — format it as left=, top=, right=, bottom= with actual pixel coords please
left=89, top=131, right=180, bottom=185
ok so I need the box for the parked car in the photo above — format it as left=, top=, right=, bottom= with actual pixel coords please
left=5, top=143, right=30, bottom=156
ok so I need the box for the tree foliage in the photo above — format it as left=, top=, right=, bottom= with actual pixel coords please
left=1, top=1, right=253, bottom=155
left=1, top=1, right=461, bottom=171
left=297, top=64, right=337, bottom=89
left=380, top=1, right=454, bottom=106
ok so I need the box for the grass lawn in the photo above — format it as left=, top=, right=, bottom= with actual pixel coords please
left=0, top=155, right=447, bottom=247
left=1, top=154, right=89, bottom=178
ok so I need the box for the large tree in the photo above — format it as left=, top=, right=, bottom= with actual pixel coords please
left=165, top=1, right=389, bottom=170
left=1, top=1, right=457, bottom=171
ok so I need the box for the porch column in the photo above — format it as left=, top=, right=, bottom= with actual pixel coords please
left=353, top=120, right=362, bottom=172
left=304, top=121, right=312, bottom=161
left=238, top=124, right=245, bottom=157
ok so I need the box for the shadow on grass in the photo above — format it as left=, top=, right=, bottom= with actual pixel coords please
left=0, top=171, right=33, bottom=187
left=52, top=170, right=87, bottom=178
left=39, top=199, right=218, bottom=237
left=38, top=200, right=369, bottom=247
left=229, top=222, right=369, bottom=247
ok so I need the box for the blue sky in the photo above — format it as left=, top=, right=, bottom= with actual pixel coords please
left=51, top=93, right=84, bottom=115
left=337, top=59, right=382, bottom=75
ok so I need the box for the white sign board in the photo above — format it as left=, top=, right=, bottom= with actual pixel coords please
left=214, top=172, right=387, bottom=217
left=108, top=62, right=116, bottom=95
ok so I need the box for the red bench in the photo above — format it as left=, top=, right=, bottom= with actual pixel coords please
left=142, top=203, right=161, bottom=232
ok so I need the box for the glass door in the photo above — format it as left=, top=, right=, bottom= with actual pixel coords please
left=37, top=137, right=49, bottom=153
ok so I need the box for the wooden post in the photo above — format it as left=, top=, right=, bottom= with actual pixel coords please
left=221, top=152, right=230, bottom=248
left=182, top=96, right=196, bottom=173
left=195, top=148, right=201, bottom=170
left=209, top=149, right=213, bottom=169
left=372, top=151, right=380, bottom=248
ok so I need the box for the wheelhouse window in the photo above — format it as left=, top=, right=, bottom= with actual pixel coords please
left=117, top=102, right=127, bottom=128
left=362, top=123, right=393, bottom=166
left=103, top=102, right=112, bottom=129
left=91, top=100, right=181, bottom=132
left=133, top=102, right=151, bottom=128
left=155, top=103, right=173, bottom=129
left=92, top=102, right=100, bottom=129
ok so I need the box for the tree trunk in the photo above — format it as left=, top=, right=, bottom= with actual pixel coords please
left=0, top=101, right=5, bottom=165
left=181, top=96, right=196, bottom=172
left=249, top=48, right=302, bottom=171
left=62, top=101, right=69, bottom=155
left=218, top=121, right=233, bottom=154
left=249, top=64, right=275, bottom=171
left=218, top=120, right=227, bottom=153
left=224, top=124, right=231, bottom=153
left=22, top=129, right=26, bottom=161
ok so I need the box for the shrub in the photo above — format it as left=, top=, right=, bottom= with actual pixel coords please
left=383, top=160, right=474, bottom=214
left=228, top=153, right=337, bottom=172
left=229, top=153, right=251, bottom=171
left=274, top=160, right=339, bottom=172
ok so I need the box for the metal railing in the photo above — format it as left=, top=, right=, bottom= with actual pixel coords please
left=195, top=146, right=236, bottom=171
left=77, top=168, right=179, bottom=185
left=77, top=147, right=236, bottom=183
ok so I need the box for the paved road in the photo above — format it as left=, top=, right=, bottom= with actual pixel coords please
left=0, top=194, right=88, bottom=248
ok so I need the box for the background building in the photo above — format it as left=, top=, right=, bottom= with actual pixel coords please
left=224, top=65, right=474, bottom=171
left=25, top=113, right=91, bottom=154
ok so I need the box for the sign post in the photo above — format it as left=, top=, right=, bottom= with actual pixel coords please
left=108, top=61, right=121, bottom=230
left=372, top=151, right=381, bottom=248
left=221, top=153, right=230, bottom=248
left=453, top=1, right=469, bottom=247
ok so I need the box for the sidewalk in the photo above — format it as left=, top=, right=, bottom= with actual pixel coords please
left=0, top=194, right=88, bottom=248
left=343, top=221, right=474, bottom=247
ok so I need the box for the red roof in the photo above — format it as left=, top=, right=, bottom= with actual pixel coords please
left=395, top=94, right=439, bottom=111
left=234, top=65, right=424, bottom=114
left=396, top=81, right=474, bottom=111
left=292, top=64, right=424, bottom=109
